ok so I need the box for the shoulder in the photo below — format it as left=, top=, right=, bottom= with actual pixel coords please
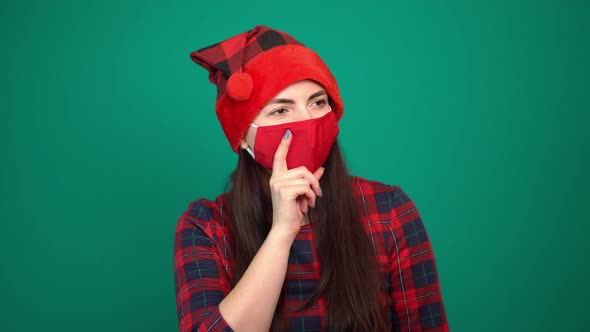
left=174, top=193, right=231, bottom=243
left=349, top=175, right=399, bottom=194
left=350, top=176, right=431, bottom=257
left=349, top=175, right=418, bottom=217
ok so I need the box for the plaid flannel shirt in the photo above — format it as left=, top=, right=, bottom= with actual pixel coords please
left=174, top=176, right=449, bottom=331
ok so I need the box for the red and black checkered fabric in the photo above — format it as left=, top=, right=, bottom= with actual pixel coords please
left=173, top=176, right=450, bottom=331
left=191, top=25, right=303, bottom=100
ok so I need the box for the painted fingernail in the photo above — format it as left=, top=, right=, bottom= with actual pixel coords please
left=318, top=186, right=323, bottom=197
left=284, top=129, right=291, bottom=139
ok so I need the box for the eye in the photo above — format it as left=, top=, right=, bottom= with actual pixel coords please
left=310, top=98, right=328, bottom=108
left=269, top=108, right=289, bottom=116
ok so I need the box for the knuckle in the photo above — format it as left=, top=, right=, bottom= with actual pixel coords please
left=270, top=180, right=282, bottom=192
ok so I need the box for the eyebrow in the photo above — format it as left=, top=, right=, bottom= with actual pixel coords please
left=265, top=90, right=328, bottom=106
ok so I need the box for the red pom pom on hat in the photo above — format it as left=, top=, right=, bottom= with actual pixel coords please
left=226, top=72, right=253, bottom=101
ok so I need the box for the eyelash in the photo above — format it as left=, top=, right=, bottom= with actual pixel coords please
left=312, top=99, right=328, bottom=107
left=270, top=108, right=289, bottom=116
left=269, top=98, right=329, bottom=116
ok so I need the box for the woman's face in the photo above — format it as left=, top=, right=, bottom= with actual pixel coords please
left=240, top=79, right=331, bottom=150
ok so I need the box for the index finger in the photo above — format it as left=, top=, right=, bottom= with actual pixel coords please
left=272, top=129, right=292, bottom=174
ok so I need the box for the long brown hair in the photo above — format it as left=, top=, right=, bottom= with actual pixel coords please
left=227, top=141, right=389, bottom=331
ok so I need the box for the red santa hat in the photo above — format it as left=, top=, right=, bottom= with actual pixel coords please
left=190, top=25, right=344, bottom=152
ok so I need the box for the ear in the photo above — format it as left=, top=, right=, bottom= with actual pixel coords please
left=239, top=138, right=250, bottom=150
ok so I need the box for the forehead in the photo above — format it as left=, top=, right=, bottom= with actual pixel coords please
left=271, top=79, right=326, bottom=99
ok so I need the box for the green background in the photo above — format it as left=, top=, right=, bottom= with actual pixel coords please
left=1, top=0, right=588, bottom=331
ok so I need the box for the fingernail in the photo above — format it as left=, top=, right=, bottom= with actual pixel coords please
left=283, top=129, right=291, bottom=139
left=318, top=186, right=323, bottom=197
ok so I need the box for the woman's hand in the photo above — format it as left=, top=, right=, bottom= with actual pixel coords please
left=268, top=129, right=324, bottom=236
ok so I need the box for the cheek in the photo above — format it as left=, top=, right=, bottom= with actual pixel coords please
left=245, top=127, right=257, bottom=149
left=313, top=108, right=331, bottom=118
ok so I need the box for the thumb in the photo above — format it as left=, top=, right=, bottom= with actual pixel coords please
left=313, top=166, right=325, bottom=181
left=313, top=167, right=325, bottom=197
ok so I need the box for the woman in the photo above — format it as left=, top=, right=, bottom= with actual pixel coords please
left=174, top=25, right=449, bottom=332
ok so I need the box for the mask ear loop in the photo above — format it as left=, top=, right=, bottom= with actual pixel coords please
left=246, top=123, right=258, bottom=160
left=245, top=147, right=255, bottom=159
left=245, top=122, right=258, bottom=160
left=244, top=122, right=261, bottom=175
left=241, top=145, right=261, bottom=176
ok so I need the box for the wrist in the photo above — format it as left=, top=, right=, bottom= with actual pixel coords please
left=268, top=224, right=298, bottom=244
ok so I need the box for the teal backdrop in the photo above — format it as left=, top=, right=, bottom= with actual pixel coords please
left=1, top=0, right=588, bottom=331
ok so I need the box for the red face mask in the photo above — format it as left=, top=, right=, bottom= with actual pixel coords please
left=246, top=111, right=339, bottom=172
